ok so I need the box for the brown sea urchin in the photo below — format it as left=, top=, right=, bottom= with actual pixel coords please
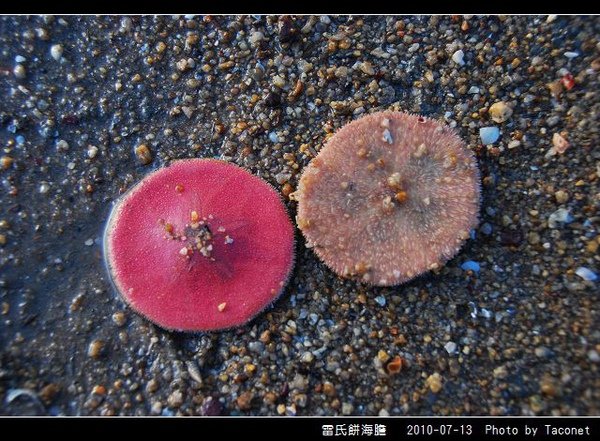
left=294, top=111, right=480, bottom=286
left=104, top=159, right=295, bottom=331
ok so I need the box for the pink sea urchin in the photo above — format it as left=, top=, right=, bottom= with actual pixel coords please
left=294, top=111, right=480, bottom=286
left=104, top=159, right=295, bottom=331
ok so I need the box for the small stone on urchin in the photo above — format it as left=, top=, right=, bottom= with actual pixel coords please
left=104, top=159, right=295, bottom=331
left=295, top=111, right=480, bottom=286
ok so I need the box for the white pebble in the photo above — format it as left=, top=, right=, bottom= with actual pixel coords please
left=50, top=44, right=63, bottom=60
left=452, top=49, right=465, bottom=66
left=249, top=31, right=264, bottom=45
left=120, top=17, right=132, bottom=32
left=564, top=51, right=579, bottom=59
left=15, top=55, right=26, bottom=63
left=575, top=267, right=598, bottom=282
left=479, top=127, right=500, bottom=145
left=56, top=139, right=69, bottom=151
left=444, top=341, right=457, bottom=354
left=382, top=129, right=393, bottom=144
left=85, top=239, right=94, bottom=246
left=87, top=146, right=98, bottom=159
left=300, top=352, right=314, bottom=363
left=268, top=132, right=279, bottom=143
left=39, top=183, right=50, bottom=194
left=548, top=208, right=573, bottom=228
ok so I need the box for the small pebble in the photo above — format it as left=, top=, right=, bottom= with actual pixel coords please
left=300, top=351, right=314, bottom=363
left=1, top=156, right=14, bottom=169
left=341, top=402, right=354, bottom=415
left=249, top=31, right=264, bottom=45
left=552, top=133, right=570, bottom=154
left=237, top=391, right=253, bottom=410
left=548, top=208, right=573, bottom=228
left=167, top=390, right=183, bottom=408
left=480, top=127, right=500, bottom=145
left=120, top=17, right=132, bottom=32
left=14, top=64, right=26, bottom=79
left=360, top=62, right=375, bottom=75
left=535, top=346, right=552, bottom=358
left=87, top=340, right=104, bottom=359
left=39, top=384, right=60, bottom=403
left=452, top=49, right=465, bottom=66
left=87, top=146, right=98, bottom=159
left=150, top=402, right=162, bottom=415
left=493, top=366, right=508, bottom=379
left=461, top=261, right=480, bottom=272
left=374, top=296, right=386, bottom=307
left=546, top=115, right=560, bottom=127
left=554, top=190, right=569, bottom=204
left=135, top=144, right=153, bottom=165
left=272, top=75, right=286, bottom=88
left=528, top=232, right=540, bottom=245
left=50, top=44, right=63, bottom=60
left=56, top=140, right=69, bottom=151
left=588, top=350, right=600, bottom=363
left=425, top=373, right=443, bottom=393
left=85, top=238, right=94, bottom=246
left=334, top=66, right=348, bottom=78
left=112, top=311, right=126, bottom=327
left=489, top=101, right=513, bottom=123
left=444, top=341, right=457, bottom=354
left=575, top=267, right=598, bottom=282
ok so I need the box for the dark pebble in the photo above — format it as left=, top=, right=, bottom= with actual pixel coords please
left=265, top=91, right=281, bottom=107
left=200, top=396, right=222, bottom=416
left=499, top=230, right=524, bottom=246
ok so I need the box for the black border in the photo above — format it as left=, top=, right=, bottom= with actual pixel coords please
left=0, top=1, right=599, bottom=14
left=1, top=416, right=599, bottom=440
